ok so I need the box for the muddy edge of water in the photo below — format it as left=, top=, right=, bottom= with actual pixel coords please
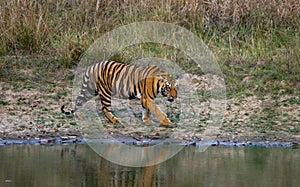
left=0, top=131, right=299, bottom=148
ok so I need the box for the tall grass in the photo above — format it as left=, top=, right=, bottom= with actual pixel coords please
left=1, top=1, right=299, bottom=56
left=0, top=0, right=299, bottom=93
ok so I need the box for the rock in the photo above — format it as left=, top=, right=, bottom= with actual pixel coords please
left=30, top=99, right=41, bottom=108
left=40, top=139, right=49, bottom=144
left=68, top=136, right=77, bottom=139
left=265, top=141, right=270, bottom=145
left=61, top=136, right=69, bottom=140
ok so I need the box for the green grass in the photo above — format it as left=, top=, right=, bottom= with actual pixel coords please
left=0, top=100, right=9, bottom=106
left=69, top=121, right=77, bottom=126
left=281, top=97, right=300, bottom=105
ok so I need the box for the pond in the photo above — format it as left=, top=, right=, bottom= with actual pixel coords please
left=0, top=144, right=299, bottom=187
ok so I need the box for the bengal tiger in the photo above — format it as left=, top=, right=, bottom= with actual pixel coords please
left=61, top=60, right=177, bottom=126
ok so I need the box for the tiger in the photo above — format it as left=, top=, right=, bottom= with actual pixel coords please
left=61, top=60, right=177, bottom=126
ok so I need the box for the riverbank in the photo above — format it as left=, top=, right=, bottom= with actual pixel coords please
left=1, top=73, right=299, bottom=145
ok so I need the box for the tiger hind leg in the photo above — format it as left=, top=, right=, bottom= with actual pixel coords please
left=142, top=108, right=152, bottom=124
left=100, top=96, right=120, bottom=123
left=102, top=108, right=120, bottom=123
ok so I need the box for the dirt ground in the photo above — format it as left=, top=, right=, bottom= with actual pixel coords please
left=0, top=73, right=299, bottom=145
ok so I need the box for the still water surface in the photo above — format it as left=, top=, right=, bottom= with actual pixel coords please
left=0, top=144, right=299, bottom=187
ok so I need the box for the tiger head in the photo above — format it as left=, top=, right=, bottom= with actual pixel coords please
left=159, top=76, right=177, bottom=102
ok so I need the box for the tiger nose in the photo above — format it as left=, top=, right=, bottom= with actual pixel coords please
left=168, top=97, right=174, bottom=102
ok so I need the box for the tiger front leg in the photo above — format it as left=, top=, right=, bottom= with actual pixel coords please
left=141, top=98, right=170, bottom=126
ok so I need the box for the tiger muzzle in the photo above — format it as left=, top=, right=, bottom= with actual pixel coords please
left=167, top=96, right=175, bottom=102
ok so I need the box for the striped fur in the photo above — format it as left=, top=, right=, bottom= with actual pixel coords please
left=61, top=60, right=177, bottom=126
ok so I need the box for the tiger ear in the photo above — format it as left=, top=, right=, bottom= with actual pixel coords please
left=174, top=79, right=179, bottom=87
left=173, top=75, right=179, bottom=86
left=158, top=75, right=164, bottom=80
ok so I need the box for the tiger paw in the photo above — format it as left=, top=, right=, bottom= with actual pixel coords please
left=159, top=116, right=170, bottom=127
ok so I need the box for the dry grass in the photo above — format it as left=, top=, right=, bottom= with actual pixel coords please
left=1, top=1, right=299, bottom=54
left=0, top=0, right=299, bottom=95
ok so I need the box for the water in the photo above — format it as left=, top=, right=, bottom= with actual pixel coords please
left=0, top=144, right=299, bottom=187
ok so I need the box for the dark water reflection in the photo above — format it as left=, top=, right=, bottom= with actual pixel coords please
left=0, top=144, right=299, bottom=187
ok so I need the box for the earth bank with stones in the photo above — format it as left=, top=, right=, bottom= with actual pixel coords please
left=1, top=72, right=299, bottom=146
